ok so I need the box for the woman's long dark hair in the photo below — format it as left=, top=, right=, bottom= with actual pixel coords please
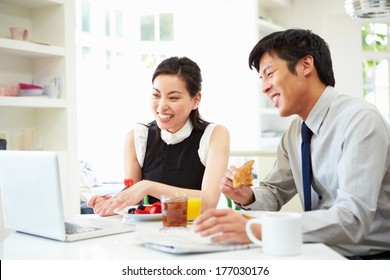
left=145, top=56, right=210, bottom=158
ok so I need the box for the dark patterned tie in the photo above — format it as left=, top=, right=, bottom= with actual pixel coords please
left=301, top=122, right=313, bottom=211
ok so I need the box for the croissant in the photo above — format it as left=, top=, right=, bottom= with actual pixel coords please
left=233, top=160, right=254, bottom=188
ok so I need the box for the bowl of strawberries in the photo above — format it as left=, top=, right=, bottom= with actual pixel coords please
left=115, top=201, right=162, bottom=221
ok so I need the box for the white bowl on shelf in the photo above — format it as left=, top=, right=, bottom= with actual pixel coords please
left=18, top=89, right=44, bottom=96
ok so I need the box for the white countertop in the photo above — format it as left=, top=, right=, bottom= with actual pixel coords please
left=0, top=215, right=345, bottom=260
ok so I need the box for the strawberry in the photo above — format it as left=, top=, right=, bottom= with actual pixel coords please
left=152, top=202, right=162, bottom=208
left=149, top=205, right=162, bottom=214
left=134, top=209, right=148, bottom=214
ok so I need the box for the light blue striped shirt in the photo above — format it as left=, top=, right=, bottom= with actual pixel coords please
left=247, top=86, right=390, bottom=256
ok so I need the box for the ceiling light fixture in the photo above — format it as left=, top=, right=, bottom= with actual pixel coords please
left=345, top=0, right=390, bottom=19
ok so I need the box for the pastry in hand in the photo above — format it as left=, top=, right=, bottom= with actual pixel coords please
left=233, top=160, right=254, bottom=188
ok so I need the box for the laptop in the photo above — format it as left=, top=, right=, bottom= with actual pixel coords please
left=0, top=150, right=136, bottom=242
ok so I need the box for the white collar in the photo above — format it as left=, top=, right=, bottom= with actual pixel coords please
left=160, top=119, right=193, bottom=145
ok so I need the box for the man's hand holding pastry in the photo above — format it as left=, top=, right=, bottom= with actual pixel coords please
left=221, top=160, right=256, bottom=205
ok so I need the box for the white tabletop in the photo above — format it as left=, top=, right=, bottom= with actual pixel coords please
left=0, top=215, right=345, bottom=260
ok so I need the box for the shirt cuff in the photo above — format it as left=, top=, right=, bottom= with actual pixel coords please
left=233, top=187, right=280, bottom=211
left=234, top=201, right=255, bottom=211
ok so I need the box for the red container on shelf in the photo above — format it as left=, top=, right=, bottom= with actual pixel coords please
left=0, top=85, right=19, bottom=96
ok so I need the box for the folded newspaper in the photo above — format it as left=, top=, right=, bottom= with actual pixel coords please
left=135, top=228, right=257, bottom=254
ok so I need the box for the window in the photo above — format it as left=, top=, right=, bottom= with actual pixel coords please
left=140, top=14, right=174, bottom=42
left=75, top=0, right=260, bottom=182
left=159, top=13, right=174, bottom=41
left=362, top=23, right=390, bottom=122
left=81, top=0, right=91, bottom=33
left=140, top=13, right=174, bottom=69
left=105, top=7, right=111, bottom=36
left=81, top=46, right=91, bottom=63
left=140, top=15, right=155, bottom=41
left=76, top=1, right=175, bottom=181
left=105, top=6, right=123, bottom=38
left=115, top=9, right=123, bottom=38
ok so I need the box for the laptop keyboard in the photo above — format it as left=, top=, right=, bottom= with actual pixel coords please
left=65, top=222, right=102, bottom=235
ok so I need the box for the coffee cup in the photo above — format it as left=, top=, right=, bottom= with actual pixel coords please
left=245, top=212, right=303, bottom=256
left=10, top=27, right=28, bottom=41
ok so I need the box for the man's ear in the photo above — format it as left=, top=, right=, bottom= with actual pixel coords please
left=300, top=55, right=315, bottom=77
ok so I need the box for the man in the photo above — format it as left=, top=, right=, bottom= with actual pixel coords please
left=194, top=29, right=390, bottom=259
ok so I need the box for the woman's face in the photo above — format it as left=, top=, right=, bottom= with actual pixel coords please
left=151, top=74, right=200, bottom=133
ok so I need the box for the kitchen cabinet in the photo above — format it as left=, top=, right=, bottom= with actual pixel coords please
left=0, top=0, right=79, bottom=214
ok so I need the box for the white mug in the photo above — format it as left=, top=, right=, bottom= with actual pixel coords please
left=245, top=212, right=303, bottom=256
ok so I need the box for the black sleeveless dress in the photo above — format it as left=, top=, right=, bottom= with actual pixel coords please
left=142, top=121, right=206, bottom=204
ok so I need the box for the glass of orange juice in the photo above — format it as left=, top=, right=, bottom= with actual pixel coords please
left=187, top=197, right=201, bottom=222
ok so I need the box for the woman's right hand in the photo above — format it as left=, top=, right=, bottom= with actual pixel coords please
left=90, top=181, right=149, bottom=216
left=87, top=195, right=113, bottom=214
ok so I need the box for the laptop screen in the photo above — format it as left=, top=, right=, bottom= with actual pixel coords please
left=0, top=151, right=67, bottom=240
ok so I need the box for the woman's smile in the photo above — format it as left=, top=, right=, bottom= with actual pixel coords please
left=157, top=113, right=174, bottom=122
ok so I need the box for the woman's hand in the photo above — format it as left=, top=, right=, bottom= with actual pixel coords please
left=87, top=195, right=115, bottom=216
left=193, top=208, right=254, bottom=244
left=91, top=182, right=148, bottom=216
left=87, top=195, right=112, bottom=209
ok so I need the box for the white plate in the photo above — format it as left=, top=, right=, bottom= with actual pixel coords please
left=18, top=89, right=44, bottom=96
left=238, top=210, right=274, bottom=219
left=115, top=205, right=162, bottom=221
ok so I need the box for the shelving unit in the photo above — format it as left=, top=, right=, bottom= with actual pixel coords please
left=0, top=37, right=65, bottom=56
left=0, top=96, right=67, bottom=108
left=257, top=0, right=294, bottom=150
left=258, top=17, right=284, bottom=38
left=0, top=0, right=78, bottom=214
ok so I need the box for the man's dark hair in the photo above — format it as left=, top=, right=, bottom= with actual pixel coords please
left=248, top=28, right=335, bottom=87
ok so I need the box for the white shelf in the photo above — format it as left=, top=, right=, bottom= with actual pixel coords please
left=259, top=0, right=291, bottom=9
left=258, top=18, right=284, bottom=34
left=257, top=0, right=289, bottom=151
left=0, top=38, right=65, bottom=57
left=0, top=96, right=66, bottom=108
left=230, top=150, right=276, bottom=158
left=0, top=0, right=79, bottom=216
left=259, top=136, right=281, bottom=151
left=0, top=0, right=63, bottom=9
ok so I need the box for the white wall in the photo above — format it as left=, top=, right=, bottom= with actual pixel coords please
left=0, top=191, right=14, bottom=240
left=176, top=0, right=261, bottom=151
left=76, top=0, right=365, bottom=182
left=269, top=0, right=362, bottom=98
left=76, top=0, right=262, bottom=181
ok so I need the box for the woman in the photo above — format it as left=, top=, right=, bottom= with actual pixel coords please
left=88, top=56, right=230, bottom=216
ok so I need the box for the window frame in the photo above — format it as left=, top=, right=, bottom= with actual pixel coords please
left=361, top=22, right=390, bottom=122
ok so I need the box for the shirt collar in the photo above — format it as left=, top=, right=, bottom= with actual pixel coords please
left=304, top=86, right=334, bottom=136
left=160, top=119, right=193, bottom=145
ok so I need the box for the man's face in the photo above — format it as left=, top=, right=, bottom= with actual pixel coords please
left=258, top=52, right=307, bottom=118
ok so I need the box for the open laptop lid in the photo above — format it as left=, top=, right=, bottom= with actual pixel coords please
left=0, top=150, right=67, bottom=240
